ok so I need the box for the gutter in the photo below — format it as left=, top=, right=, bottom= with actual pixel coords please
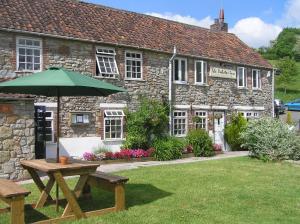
left=169, top=46, right=177, bottom=135
left=0, top=28, right=273, bottom=70
left=271, top=68, right=277, bottom=117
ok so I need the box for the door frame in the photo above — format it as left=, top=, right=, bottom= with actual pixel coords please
left=212, top=110, right=227, bottom=151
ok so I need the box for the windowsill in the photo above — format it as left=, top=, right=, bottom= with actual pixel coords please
left=15, top=70, right=39, bottom=73
left=193, top=83, right=209, bottom=87
left=70, top=123, right=90, bottom=126
left=124, top=79, right=146, bottom=82
left=103, top=139, right=125, bottom=142
left=252, top=88, right=262, bottom=91
left=237, top=87, right=248, bottom=90
left=93, top=76, right=118, bottom=80
left=173, top=135, right=187, bottom=138
left=173, top=81, right=187, bottom=85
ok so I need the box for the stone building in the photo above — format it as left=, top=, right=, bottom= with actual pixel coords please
left=0, top=0, right=274, bottom=161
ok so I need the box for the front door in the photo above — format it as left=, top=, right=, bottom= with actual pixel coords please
left=214, top=111, right=225, bottom=150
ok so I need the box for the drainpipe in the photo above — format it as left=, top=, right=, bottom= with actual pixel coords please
left=271, top=68, right=276, bottom=118
left=169, top=46, right=177, bottom=135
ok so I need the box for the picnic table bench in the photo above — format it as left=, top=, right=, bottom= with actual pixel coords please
left=86, top=171, right=129, bottom=211
left=0, top=179, right=31, bottom=224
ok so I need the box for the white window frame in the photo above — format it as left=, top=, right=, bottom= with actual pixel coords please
left=173, top=110, right=187, bottom=137
left=239, top=111, right=259, bottom=121
left=194, top=60, right=207, bottom=85
left=237, top=67, right=247, bottom=88
left=45, top=111, right=54, bottom=143
left=125, top=51, right=143, bottom=80
left=95, top=46, right=119, bottom=78
left=104, top=110, right=125, bottom=140
left=16, top=36, right=42, bottom=72
left=252, top=69, right=261, bottom=89
left=71, top=113, right=90, bottom=125
left=173, top=58, right=187, bottom=84
left=195, top=111, right=208, bottom=130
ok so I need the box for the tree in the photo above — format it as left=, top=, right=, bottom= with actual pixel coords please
left=276, top=58, right=297, bottom=94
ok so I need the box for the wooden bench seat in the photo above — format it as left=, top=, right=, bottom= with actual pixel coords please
left=86, top=171, right=129, bottom=211
left=0, top=179, right=31, bottom=224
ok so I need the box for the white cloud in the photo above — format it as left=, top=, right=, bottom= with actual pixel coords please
left=146, top=12, right=213, bottom=28
left=279, top=0, right=300, bottom=27
left=229, top=17, right=282, bottom=48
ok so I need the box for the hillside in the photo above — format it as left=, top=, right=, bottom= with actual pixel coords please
left=269, top=60, right=300, bottom=102
left=259, top=28, right=300, bottom=102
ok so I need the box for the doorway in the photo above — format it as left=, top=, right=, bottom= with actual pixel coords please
left=213, top=111, right=225, bottom=150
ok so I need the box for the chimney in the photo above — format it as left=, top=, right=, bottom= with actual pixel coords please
left=210, top=8, right=228, bottom=32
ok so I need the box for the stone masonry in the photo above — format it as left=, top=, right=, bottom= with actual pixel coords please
left=0, top=100, right=35, bottom=180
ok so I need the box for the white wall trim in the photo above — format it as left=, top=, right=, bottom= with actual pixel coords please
left=212, top=106, right=228, bottom=110
left=174, top=105, right=190, bottom=109
left=232, top=105, right=265, bottom=111
left=34, top=102, right=57, bottom=107
left=99, top=103, right=127, bottom=108
left=192, top=105, right=211, bottom=110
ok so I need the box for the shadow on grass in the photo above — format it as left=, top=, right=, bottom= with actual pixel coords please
left=23, top=183, right=171, bottom=223
left=276, top=88, right=300, bottom=94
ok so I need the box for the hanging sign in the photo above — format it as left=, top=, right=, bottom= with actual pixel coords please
left=209, top=67, right=236, bottom=79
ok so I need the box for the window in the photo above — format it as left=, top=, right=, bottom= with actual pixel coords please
left=71, top=113, right=89, bottom=124
left=45, top=111, right=54, bottom=142
left=237, top=67, right=247, bottom=88
left=239, top=111, right=259, bottom=121
left=195, top=60, right=207, bottom=84
left=17, top=37, right=42, bottom=71
left=125, top=51, right=142, bottom=79
left=252, top=69, right=261, bottom=89
left=195, top=111, right=207, bottom=130
left=174, top=58, right=187, bottom=83
left=96, top=47, right=119, bottom=78
left=173, top=111, right=187, bottom=136
left=104, top=110, right=125, bottom=140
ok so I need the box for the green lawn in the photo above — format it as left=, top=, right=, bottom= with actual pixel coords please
left=1, top=157, right=300, bottom=224
left=270, top=60, right=300, bottom=102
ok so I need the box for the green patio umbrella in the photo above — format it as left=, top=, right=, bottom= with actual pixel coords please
left=0, top=67, right=126, bottom=211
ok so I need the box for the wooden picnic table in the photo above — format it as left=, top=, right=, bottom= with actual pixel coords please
left=20, top=159, right=100, bottom=223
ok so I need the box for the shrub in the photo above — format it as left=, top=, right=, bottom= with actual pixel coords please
left=123, top=98, right=169, bottom=149
left=186, top=129, right=214, bottom=157
left=152, top=137, right=184, bottom=161
left=286, top=111, right=293, bottom=125
left=224, top=113, right=247, bottom=151
left=240, top=117, right=300, bottom=161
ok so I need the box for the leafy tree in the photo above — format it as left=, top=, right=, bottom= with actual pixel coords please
left=276, top=57, right=297, bottom=94
left=123, top=98, right=169, bottom=149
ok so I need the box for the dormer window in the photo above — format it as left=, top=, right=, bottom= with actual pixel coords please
left=96, top=47, right=119, bottom=78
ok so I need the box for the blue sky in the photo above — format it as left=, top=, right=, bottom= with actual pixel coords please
left=86, top=0, right=300, bottom=48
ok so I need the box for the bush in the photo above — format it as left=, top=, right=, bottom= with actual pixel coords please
left=224, top=113, right=247, bottom=151
left=123, top=98, right=169, bottom=149
left=186, top=129, right=214, bottom=157
left=240, top=117, right=300, bottom=161
left=152, top=137, right=184, bottom=161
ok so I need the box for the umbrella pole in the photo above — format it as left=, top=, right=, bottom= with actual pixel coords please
left=56, top=90, right=60, bottom=212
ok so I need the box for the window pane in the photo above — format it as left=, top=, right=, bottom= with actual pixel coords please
left=34, top=49, right=40, bottom=56
left=174, top=60, right=179, bottom=81
left=18, top=63, right=25, bottom=70
left=26, top=49, right=33, bottom=55
left=19, top=39, right=25, bottom=45
left=181, top=60, right=186, bottom=81
left=19, top=56, right=25, bottom=62
left=19, top=48, right=25, bottom=55
left=196, top=62, right=202, bottom=83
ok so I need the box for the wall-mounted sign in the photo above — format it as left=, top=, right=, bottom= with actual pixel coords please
left=0, top=104, right=13, bottom=113
left=209, top=67, right=236, bottom=79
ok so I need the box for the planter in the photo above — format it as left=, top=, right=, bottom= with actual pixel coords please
left=59, top=156, right=69, bottom=165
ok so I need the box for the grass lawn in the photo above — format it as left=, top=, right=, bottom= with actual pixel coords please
left=1, top=157, right=300, bottom=224
left=270, top=60, right=300, bottom=102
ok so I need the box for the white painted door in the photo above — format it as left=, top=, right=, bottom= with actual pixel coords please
left=214, top=112, right=225, bottom=150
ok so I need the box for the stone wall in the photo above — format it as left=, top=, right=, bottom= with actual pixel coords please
left=0, top=100, right=35, bottom=180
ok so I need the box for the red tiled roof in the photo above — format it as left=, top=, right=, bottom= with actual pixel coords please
left=0, top=0, right=272, bottom=68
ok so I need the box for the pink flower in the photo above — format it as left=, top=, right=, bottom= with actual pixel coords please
left=83, top=152, right=96, bottom=161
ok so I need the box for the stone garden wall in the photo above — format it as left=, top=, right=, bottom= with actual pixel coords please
left=0, top=100, right=35, bottom=179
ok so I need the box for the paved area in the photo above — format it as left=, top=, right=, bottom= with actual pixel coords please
left=18, top=151, right=248, bottom=185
